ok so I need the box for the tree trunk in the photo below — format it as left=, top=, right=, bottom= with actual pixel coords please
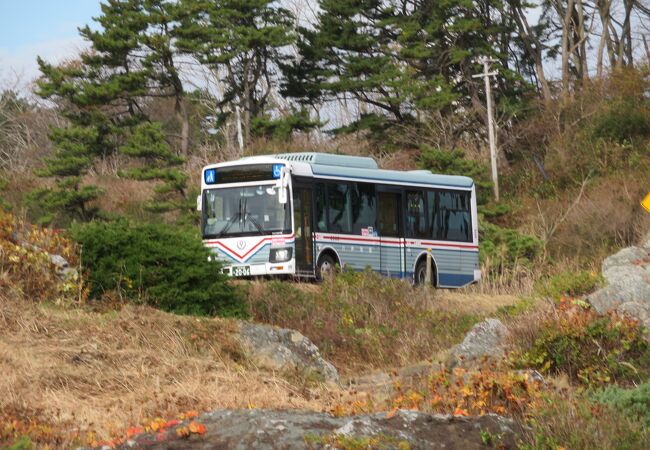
left=177, top=97, right=189, bottom=156
left=511, top=2, right=552, bottom=101
left=596, top=0, right=613, bottom=77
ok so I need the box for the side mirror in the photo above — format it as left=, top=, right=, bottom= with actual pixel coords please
left=196, top=194, right=202, bottom=212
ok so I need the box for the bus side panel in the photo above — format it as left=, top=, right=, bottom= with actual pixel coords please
left=315, top=235, right=381, bottom=272
left=461, top=249, right=480, bottom=284
left=379, top=238, right=404, bottom=278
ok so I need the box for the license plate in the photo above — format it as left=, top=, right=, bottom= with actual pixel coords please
left=232, top=265, right=251, bottom=277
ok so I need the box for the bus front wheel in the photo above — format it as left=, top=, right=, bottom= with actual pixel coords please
left=415, top=259, right=437, bottom=287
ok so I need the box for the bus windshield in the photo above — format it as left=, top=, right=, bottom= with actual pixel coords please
left=202, top=184, right=291, bottom=238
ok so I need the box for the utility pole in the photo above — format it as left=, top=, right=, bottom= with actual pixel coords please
left=472, top=57, right=499, bottom=201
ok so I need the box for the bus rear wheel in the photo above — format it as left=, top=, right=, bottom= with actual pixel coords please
left=315, top=254, right=337, bottom=281
left=415, top=259, right=436, bottom=287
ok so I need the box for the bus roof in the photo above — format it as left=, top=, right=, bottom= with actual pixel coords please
left=226, top=152, right=474, bottom=189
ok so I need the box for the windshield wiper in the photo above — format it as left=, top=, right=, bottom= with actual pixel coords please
left=216, top=199, right=242, bottom=237
left=241, top=198, right=265, bottom=235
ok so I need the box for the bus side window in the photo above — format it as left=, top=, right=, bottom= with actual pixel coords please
left=351, top=183, right=376, bottom=234
left=406, top=190, right=426, bottom=239
left=429, top=190, right=471, bottom=242
left=315, top=182, right=327, bottom=232
left=327, top=182, right=352, bottom=233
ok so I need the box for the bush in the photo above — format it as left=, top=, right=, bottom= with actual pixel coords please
left=0, top=207, right=79, bottom=303
left=479, top=220, right=542, bottom=269
left=592, top=381, right=650, bottom=426
left=70, top=220, right=244, bottom=317
left=523, top=392, right=650, bottom=450
left=513, top=306, right=650, bottom=387
left=592, top=99, right=650, bottom=144
left=535, top=269, right=603, bottom=300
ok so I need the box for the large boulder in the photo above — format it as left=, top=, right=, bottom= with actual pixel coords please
left=587, top=240, right=650, bottom=329
left=447, top=318, right=510, bottom=368
left=238, top=322, right=339, bottom=384
left=108, top=409, right=524, bottom=449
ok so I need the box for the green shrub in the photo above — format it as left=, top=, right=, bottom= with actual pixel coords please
left=592, top=381, right=650, bottom=426
left=592, top=100, right=650, bottom=144
left=535, top=270, right=603, bottom=300
left=479, top=220, right=542, bottom=269
left=514, top=307, right=650, bottom=387
left=70, top=220, right=244, bottom=317
left=523, top=392, right=650, bottom=450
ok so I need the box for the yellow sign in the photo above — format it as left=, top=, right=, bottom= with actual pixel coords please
left=642, top=192, right=650, bottom=213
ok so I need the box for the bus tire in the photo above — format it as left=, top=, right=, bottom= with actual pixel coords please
left=315, top=253, right=337, bottom=281
left=415, top=258, right=437, bottom=287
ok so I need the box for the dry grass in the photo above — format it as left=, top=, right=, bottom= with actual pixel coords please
left=0, top=293, right=334, bottom=444
left=244, top=274, right=514, bottom=375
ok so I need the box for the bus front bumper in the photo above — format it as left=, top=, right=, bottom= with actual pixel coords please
left=222, top=260, right=296, bottom=277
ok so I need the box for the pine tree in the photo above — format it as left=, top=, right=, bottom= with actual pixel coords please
left=119, top=122, right=187, bottom=212
left=33, top=0, right=191, bottom=223
left=175, top=0, right=295, bottom=144
left=283, top=0, right=519, bottom=138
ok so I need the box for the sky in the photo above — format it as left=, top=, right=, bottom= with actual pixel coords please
left=0, top=0, right=101, bottom=90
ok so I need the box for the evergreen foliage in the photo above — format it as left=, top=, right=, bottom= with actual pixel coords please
left=33, top=0, right=189, bottom=224
left=282, top=0, right=521, bottom=135
left=175, top=0, right=296, bottom=143
left=71, top=220, right=245, bottom=317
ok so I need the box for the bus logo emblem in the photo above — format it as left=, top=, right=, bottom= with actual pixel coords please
left=237, top=240, right=246, bottom=250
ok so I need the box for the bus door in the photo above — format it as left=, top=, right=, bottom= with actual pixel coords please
left=292, top=185, right=314, bottom=274
left=377, top=190, right=405, bottom=277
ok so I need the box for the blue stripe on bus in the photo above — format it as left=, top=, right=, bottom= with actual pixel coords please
left=438, top=273, right=475, bottom=287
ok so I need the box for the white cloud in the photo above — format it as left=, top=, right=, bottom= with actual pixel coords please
left=0, top=36, right=90, bottom=94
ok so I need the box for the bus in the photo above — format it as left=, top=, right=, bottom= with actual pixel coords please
left=198, top=152, right=480, bottom=287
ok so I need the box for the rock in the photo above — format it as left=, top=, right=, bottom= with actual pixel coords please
left=49, top=253, right=70, bottom=269
left=48, top=253, right=79, bottom=281
left=238, top=322, right=339, bottom=384
left=108, top=409, right=524, bottom=449
left=587, top=240, right=650, bottom=329
left=448, top=318, right=509, bottom=368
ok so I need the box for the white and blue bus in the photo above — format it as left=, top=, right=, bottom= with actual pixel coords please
left=198, top=152, right=480, bottom=287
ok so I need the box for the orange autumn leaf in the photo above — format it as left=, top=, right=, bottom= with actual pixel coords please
left=188, top=421, right=207, bottom=435
left=125, top=426, right=144, bottom=439
left=453, top=407, right=469, bottom=417
left=176, top=426, right=190, bottom=438
left=386, top=407, right=399, bottom=419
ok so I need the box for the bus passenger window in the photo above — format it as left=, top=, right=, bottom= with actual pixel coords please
left=406, top=191, right=426, bottom=238
left=428, top=190, right=472, bottom=242
left=351, top=183, right=376, bottom=234
left=315, top=183, right=327, bottom=232
left=327, top=183, right=352, bottom=233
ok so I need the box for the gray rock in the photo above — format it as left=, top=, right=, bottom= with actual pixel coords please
left=49, top=253, right=70, bottom=269
left=238, top=322, right=339, bottom=384
left=448, top=318, right=509, bottom=368
left=108, top=408, right=524, bottom=450
left=587, top=243, right=650, bottom=325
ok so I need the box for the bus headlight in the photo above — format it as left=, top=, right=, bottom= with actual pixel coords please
left=270, top=247, right=292, bottom=263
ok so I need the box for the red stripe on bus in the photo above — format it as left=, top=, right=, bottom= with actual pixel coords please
left=204, top=234, right=295, bottom=260
left=318, top=235, right=477, bottom=249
